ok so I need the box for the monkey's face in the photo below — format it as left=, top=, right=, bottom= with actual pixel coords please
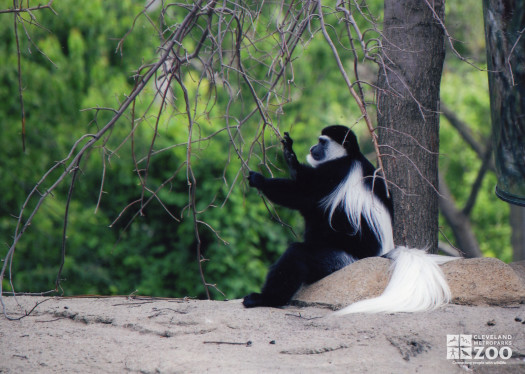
left=307, top=135, right=347, bottom=167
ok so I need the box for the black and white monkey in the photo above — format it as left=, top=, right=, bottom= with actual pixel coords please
left=243, top=125, right=456, bottom=314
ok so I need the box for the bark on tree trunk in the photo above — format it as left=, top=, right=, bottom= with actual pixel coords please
left=483, top=0, right=525, bottom=260
left=377, top=0, right=446, bottom=252
left=511, top=205, right=525, bottom=261
left=483, top=0, right=525, bottom=206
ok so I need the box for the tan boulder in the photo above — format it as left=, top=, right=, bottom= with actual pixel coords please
left=444, top=257, right=525, bottom=306
left=293, top=256, right=525, bottom=309
left=510, top=260, right=525, bottom=285
left=293, top=257, right=390, bottom=309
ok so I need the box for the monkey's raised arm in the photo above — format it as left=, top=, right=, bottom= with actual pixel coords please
left=282, top=132, right=299, bottom=179
left=282, top=132, right=314, bottom=180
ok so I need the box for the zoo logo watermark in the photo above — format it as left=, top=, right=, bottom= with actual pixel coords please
left=447, top=334, right=513, bottom=365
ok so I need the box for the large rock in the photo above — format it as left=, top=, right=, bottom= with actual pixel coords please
left=293, top=256, right=525, bottom=309
left=444, top=257, right=525, bottom=306
left=510, top=260, right=525, bottom=285
left=293, top=257, right=390, bottom=309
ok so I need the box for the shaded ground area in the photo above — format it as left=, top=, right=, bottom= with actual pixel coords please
left=1, top=296, right=524, bottom=373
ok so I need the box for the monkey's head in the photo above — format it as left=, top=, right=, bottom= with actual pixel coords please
left=307, top=125, right=360, bottom=167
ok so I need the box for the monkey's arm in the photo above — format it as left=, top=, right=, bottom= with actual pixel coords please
left=248, top=171, right=312, bottom=210
left=282, top=132, right=299, bottom=179
left=282, top=132, right=314, bottom=180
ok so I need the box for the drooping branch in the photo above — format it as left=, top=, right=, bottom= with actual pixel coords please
left=438, top=173, right=483, bottom=258
left=462, top=140, right=493, bottom=217
left=441, top=105, right=494, bottom=170
left=13, top=4, right=25, bottom=152
left=1, top=1, right=208, bottom=318
left=0, top=0, right=54, bottom=14
left=7, top=0, right=57, bottom=152
left=318, top=0, right=389, bottom=197
left=56, top=155, right=84, bottom=293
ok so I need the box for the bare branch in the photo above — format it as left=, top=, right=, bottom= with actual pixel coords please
left=441, top=105, right=495, bottom=172
left=506, top=27, right=525, bottom=86
left=462, top=140, right=493, bottom=217
left=13, top=4, right=26, bottom=152
left=317, top=0, right=389, bottom=197
left=56, top=156, right=84, bottom=293
left=1, top=0, right=209, bottom=317
left=423, top=0, right=485, bottom=70
left=0, top=0, right=54, bottom=15
left=438, top=173, right=482, bottom=258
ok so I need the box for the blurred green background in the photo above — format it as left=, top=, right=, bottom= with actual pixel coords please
left=0, top=0, right=510, bottom=300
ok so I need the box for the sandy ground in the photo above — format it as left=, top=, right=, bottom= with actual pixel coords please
left=0, top=296, right=524, bottom=373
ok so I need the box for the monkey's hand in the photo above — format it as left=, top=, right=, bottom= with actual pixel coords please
left=248, top=171, right=265, bottom=189
left=282, top=132, right=293, bottom=149
left=282, top=132, right=299, bottom=179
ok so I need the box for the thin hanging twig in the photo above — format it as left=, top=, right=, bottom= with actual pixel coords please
left=317, top=0, right=389, bottom=197
left=1, top=0, right=207, bottom=318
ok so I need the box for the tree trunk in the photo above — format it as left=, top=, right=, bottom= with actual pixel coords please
left=511, top=205, right=525, bottom=261
left=483, top=0, right=525, bottom=261
left=377, top=0, right=446, bottom=252
left=483, top=0, right=525, bottom=207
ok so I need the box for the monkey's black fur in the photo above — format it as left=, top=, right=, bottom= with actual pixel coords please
left=243, top=126, right=393, bottom=308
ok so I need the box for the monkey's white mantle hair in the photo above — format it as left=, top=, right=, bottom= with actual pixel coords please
left=321, top=162, right=395, bottom=255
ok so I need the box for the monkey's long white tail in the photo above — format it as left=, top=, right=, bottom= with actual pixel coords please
left=333, top=247, right=459, bottom=315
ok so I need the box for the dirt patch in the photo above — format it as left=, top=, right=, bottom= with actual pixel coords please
left=1, top=296, right=524, bottom=373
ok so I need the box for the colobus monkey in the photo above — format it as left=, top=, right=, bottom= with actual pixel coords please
left=243, top=125, right=456, bottom=314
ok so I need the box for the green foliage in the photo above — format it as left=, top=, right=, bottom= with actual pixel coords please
left=0, top=0, right=513, bottom=303
left=1, top=1, right=307, bottom=299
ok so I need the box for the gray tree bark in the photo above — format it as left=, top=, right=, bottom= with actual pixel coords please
left=483, top=0, right=525, bottom=260
left=377, top=0, right=446, bottom=252
left=483, top=0, right=525, bottom=206
left=511, top=205, right=525, bottom=261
